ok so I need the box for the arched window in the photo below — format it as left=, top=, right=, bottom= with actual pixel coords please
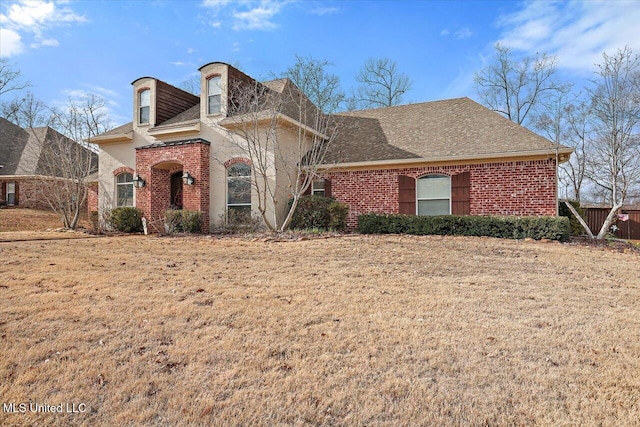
left=227, top=163, right=251, bottom=221
left=417, top=174, right=450, bottom=216
left=116, top=172, right=134, bottom=207
left=139, top=89, right=150, bottom=124
left=208, top=76, right=222, bottom=115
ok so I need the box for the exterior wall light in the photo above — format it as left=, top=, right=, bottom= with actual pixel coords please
left=133, top=174, right=146, bottom=188
left=182, top=172, right=195, bottom=185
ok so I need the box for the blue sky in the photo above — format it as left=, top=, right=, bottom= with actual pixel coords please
left=1, top=0, right=639, bottom=126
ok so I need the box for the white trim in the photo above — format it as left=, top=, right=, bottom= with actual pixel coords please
left=416, top=174, right=451, bottom=216
left=318, top=147, right=575, bottom=171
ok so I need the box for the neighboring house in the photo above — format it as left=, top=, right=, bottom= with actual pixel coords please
left=92, top=62, right=573, bottom=231
left=0, top=117, right=98, bottom=209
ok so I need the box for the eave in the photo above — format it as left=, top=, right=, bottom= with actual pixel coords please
left=219, top=112, right=329, bottom=140
left=148, top=120, right=201, bottom=138
left=92, top=131, right=134, bottom=145
left=318, top=146, right=574, bottom=172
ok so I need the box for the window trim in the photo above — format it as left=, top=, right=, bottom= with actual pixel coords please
left=416, top=174, right=451, bottom=216
left=139, top=89, right=150, bottom=125
left=6, top=181, right=16, bottom=206
left=207, top=75, right=222, bottom=116
left=226, top=162, right=251, bottom=219
left=116, top=172, right=134, bottom=208
left=312, top=179, right=325, bottom=196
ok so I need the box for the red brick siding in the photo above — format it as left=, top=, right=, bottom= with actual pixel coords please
left=135, top=142, right=210, bottom=232
left=87, top=182, right=98, bottom=213
left=323, top=159, right=557, bottom=229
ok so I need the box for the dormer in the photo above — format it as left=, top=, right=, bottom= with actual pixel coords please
left=198, top=62, right=258, bottom=121
left=131, top=77, right=199, bottom=130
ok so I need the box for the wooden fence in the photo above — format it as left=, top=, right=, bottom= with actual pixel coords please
left=584, top=208, right=640, bottom=240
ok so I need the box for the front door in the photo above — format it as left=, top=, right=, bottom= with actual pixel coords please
left=170, top=172, right=183, bottom=209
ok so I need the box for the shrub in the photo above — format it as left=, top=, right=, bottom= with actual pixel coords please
left=164, top=210, right=202, bottom=234
left=213, top=211, right=264, bottom=234
left=289, top=195, right=348, bottom=231
left=558, top=200, right=588, bottom=236
left=89, top=210, right=100, bottom=233
left=357, top=214, right=570, bottom=241
left=108, top=207, right=144, bottom=233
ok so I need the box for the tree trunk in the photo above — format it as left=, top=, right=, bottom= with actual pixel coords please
left=562, top=200, right=594, bottom=239
left=596, top=204, right=622, bottom=240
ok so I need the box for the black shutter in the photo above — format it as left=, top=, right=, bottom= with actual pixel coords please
left=398, top=175, right=416, bottom=215
left=451, top=172, right=470, bottom=215
left=324, top=179, right=332, bottom=198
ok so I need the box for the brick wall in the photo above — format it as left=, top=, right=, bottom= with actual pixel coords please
left=323, top=159, right=557, bottom=229
left=135, top=141, right=210, bottom=232
left=87, top=182, right=98, bottom=213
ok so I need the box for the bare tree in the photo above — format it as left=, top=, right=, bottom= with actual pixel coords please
left=222, top=78, right=339, bottom=231
left=2, top=92, right=50, bottom=128
left=0, top=57, right=29, bottom=97
left=351, top=57, right=412, bottom=110
left=280, top=55, right=346, bottom=113
left=474, top=43, right=563, bottom=127
left=24, top=94, right=109, bottom=229
left=586, top=46, right=640, bottom=239
left=179, top=75, right=201, bottom=96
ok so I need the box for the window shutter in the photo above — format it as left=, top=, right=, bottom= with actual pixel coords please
left=1, top=182, right=5, bottom=202
left=14, top=181, right=20, bottom=206
left=398, top=175, right=416, bottom=214
left=451, top=172, right=470, bottom=215
left=303, top=183, right=311, bottom=195
left=324, top=179, right=332, bottom=198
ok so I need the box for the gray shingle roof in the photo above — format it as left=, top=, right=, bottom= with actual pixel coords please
left=324, top=97, right=571, bottom=164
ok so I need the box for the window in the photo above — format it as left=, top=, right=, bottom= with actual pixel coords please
left=227, top=163, right=251, bottom=221
left=208, top=76, right=222, bottom=115
left=6, top=182, right=15, bottom=206
left=139, top=89, right=150, bottom=124
left=417, top=174, right=450, bottom=216
left=116, top=172, right=134, bottom=207
left=312, top=179, right=325, bottom=196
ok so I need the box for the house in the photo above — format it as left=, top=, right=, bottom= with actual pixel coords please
left=0, top=117, right=98, bottom=209
left=92, top=62, right=573, bottom=231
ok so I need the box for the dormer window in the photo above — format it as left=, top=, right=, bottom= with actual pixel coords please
left=207, top=76, right=222, bottom=115
left=139, top=89, right=150, bottom=124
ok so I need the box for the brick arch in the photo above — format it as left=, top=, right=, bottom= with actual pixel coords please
left=113, top=166, right=134, bottom=176
left=150, top=159, right=183, bottom=169
left=415, top=171, right=452, bottom=180
left=224, top=157, right=252, bottom=168
left=205, top=73, right=221, bottom=81
left=137, top=86, right=151, bottom=93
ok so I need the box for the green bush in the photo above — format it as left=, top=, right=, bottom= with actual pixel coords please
left=108, top=207, right=144, bottom=233
left=357, top=214, right=570, bottom=241
left=164, top=210, right=202, bottom=233
left=558, top=200, right=588, bottom=236
left=289, top=195, right=348, bottom=231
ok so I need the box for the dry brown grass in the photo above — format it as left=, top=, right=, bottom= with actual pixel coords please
left=0, top=208, right=89, bottom=232
left=0, top=234, right=639, bottom=426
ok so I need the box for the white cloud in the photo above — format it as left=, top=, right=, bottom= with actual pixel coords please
left=232, top=2, right=284, bottom=31
left=454, top=27, right=474, bottom=39
left=232, top=41, right=240, bottom=52
left=310, top=6, right=338, bottom=16
left=187, top=47, right=196, bottom=54
left=201, top=0, right=290, bottom=31
left=0, top=28, right=24, bottom=56
left=440, top=29, right=450, bottom=36
left=496, top=0, right=640, bottom=74
left=171, top=61, right=186, bottom=66
left=0, top=0, right=87, bottom=56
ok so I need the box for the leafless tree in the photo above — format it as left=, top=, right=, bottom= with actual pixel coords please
left=280, top=55, right=346, bottom=113
left=585, top=46, right=640, bottom=239
left=474, top=44, right=563, bottom=127
left=179, top=75, right=201, bottom=96
left=351, top=57, right=412, bottom=109
left=0, top=57, right=29, bottom=97
left=222, top=77, right=339, bottom=231
left=2, top=92, right=50, bottom=128
left=24, top=94, right=110, bottom=229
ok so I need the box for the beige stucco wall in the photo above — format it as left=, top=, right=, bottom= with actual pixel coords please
left=98, top=63, right=307, bottom=232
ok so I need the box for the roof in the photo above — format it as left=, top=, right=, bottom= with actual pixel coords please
left=0, top=117, right=29, bottom=175
left=0, top=118, right=98, bottom=177
left=323, top=97, right=573, bottom=165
